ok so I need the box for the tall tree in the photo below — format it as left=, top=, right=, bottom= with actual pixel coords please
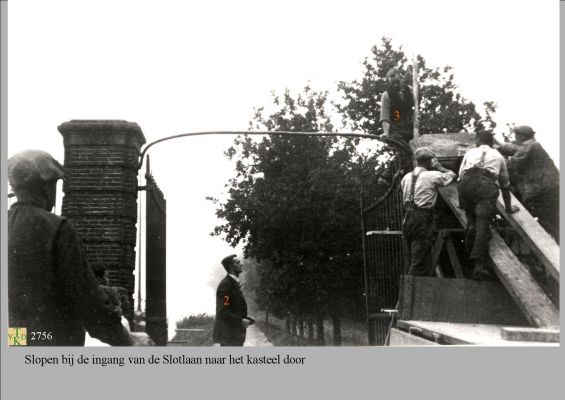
left=210, top=87, right=366, bottom=324
left=337, top=37, right=497, bottom=135
left=210, top=39, right=500, bottom=340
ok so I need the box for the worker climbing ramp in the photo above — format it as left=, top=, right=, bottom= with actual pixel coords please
left=364, top=130, right=559, bottom=346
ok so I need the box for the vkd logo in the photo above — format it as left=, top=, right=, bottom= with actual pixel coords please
left=8, top=328, right=27, bottom=346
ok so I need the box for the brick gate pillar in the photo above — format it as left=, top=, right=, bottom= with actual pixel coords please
left=58, top=120, right=146, bottom=324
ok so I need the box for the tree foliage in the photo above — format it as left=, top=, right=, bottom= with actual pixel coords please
left=337, top=37, right=497, bottom=135
left=210, top=87, right=366, bottom=320
left=210, top=38, right=500, bottom=326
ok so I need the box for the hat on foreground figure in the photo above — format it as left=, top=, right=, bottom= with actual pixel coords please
left=8, top=149, right=64, bottom=189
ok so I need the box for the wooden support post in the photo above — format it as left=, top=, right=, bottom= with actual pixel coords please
left=445, top=237, right=465, bottom=279
left=412, top=56, right=420, bottom=138
left=431, top=234, right=445, bottom=274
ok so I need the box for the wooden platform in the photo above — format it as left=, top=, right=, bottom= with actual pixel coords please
left=410, top=133, right=475, bottom=170
left=410, top=132, right=476, bottom=158
left=398, top=276, right=528, bottom=326
left=500, top=327, right=560, bottom=343
left=397, top=320, right=558, bottom=346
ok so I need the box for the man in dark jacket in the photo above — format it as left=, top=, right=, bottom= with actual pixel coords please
left=212, top=255, right=253, bottom=346
left=8, top=150, right=135, bottom=346
left=496, top=125, right=560, bottom=241
left=380, top=67, right=414, bottom=143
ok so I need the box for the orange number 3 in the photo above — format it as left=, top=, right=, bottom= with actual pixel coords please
left=393, top=110, right=401, bottom=121
left=223, top=295, right=230, bottom=306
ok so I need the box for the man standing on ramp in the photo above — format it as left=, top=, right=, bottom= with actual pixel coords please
left=496, top=125, right=560, bottom=241
left=458, top=131, right=519, bottom=280
left=401, top=148, right=457, bottom=276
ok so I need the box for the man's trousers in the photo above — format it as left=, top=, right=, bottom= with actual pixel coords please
left=402, top=207, right=435, bottom=276
left=458, top=172, right=499, bottom=263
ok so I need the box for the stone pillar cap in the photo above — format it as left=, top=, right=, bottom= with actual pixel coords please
left=58, top=120, right=146, bottom=145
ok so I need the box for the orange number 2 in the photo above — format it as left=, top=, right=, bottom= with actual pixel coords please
left=223, top=296, right=230, bottom=306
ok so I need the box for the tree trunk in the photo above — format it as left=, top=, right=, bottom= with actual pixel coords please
left=290, top=313, right=297, bottom=336
left=298, top=315, right=304, bottom=337
left=307, top=319, right=314, bottom=341
left=265, top=309, right=269, bottom=325
left=331, top=308, right=342, bottom=346
left=316, top=314, right=325, bottom=345
left=285, top=314, right=291, bottom=334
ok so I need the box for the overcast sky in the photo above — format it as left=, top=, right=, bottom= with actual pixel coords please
left=8, top=0, right=559, bottom=336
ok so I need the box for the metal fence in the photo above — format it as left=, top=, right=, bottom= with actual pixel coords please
left=361, top=155, right=408, bottom=345
left=145, top=160, right=168, bottom=346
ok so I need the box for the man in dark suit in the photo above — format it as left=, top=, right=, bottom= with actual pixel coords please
left=212, top=254, right=253, bottom=346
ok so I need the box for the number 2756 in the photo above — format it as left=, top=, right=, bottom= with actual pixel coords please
left=30, top=331, right=53, bottom=341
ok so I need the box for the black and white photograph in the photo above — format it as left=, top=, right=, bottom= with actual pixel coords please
left=4, top=0, right=560, bottom=351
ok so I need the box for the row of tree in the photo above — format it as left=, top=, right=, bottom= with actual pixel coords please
left=209, top=38, right=497, bottom=344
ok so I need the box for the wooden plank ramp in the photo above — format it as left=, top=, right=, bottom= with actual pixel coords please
left=496, top=191, right=559, bottom=280
left=438, top=185, right=559, bottom=328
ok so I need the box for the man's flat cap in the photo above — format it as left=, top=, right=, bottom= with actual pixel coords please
left=414, top=147, right=435, bottom=161
left=8, top=150, right=64, bottom=188
left=512, top=125, right=536, bottom=139
left=475, top=130, right=494, bottom=143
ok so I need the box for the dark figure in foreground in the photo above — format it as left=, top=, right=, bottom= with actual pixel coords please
left=401, top=148, right=457, bottom=276
left=8, top=150, right=150, bottom=346
left=379, top=67, right=414, bottom=143
left=212, top=255, right=254, bottom=346
left=496, top=125, right=560, bottom=241
left=458, top=132, right=519, bottom=280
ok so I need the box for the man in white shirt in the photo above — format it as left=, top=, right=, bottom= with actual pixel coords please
left=458, top=131, right=519, bottom=280
left=401, top=148, right=457, bottom=276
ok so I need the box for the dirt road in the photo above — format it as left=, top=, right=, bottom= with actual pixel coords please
left=244, top=325, right=273, bottom=346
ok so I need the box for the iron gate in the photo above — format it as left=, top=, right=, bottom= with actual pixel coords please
left=361, top=154, right=410, bottom=345
left=144, top=157, right=168, bottom=346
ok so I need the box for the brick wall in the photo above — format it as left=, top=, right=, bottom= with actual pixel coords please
left=58, top=120, right=146, bottom=322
